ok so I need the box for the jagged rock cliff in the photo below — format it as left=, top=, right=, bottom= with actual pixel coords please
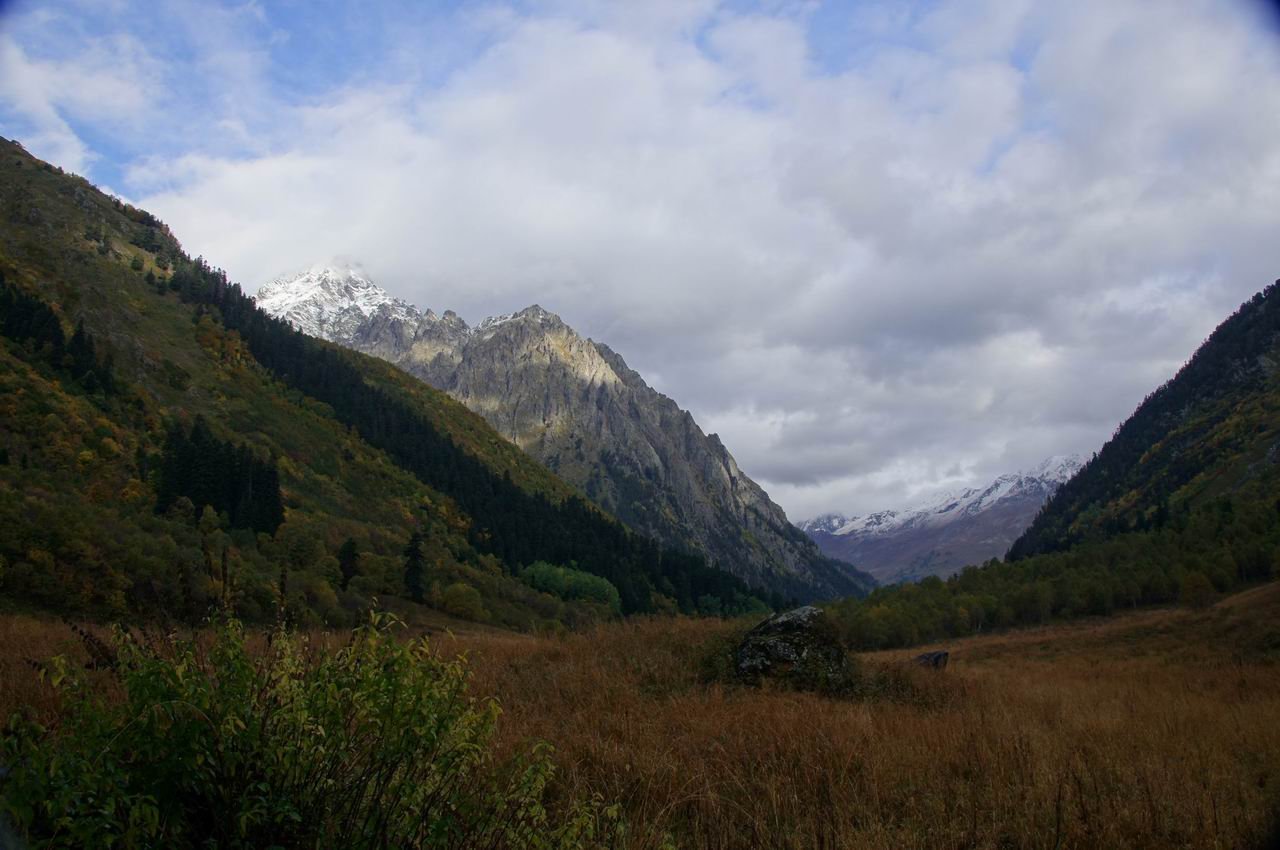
left=257, top=263, right=873, bottom=600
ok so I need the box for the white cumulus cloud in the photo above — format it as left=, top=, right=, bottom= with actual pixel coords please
left=3, top=0, right=1279, bottom=520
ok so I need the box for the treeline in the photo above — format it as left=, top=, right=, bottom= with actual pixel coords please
left=1011, top=281, right=1280, bottom=560
left=0, top=272, right=116, bottom=394
left=162, top=257, right=770, bottom=617
left=828, top=494, right=1280, bottom=650
left=154, top=416, right=285, bottom=535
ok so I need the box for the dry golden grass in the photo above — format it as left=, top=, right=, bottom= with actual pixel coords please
left=441, top=586, right=1280, bottom=850
left=0, top=611, right=89, bottom=723
left=4, top=585, right=1280, bottom=849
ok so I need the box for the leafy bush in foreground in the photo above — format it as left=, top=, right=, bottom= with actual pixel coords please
left=0, top=614, right=616, bottom=849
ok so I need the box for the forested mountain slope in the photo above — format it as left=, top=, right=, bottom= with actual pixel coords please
left=0, top=138, right=770, bottom=628
left=1010, top=282, right=1280, bottom=559
left=827, top=283, right=1280, bottom=649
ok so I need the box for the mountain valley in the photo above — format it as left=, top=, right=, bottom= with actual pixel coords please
left=6, top=3, right=1280, bottom=848
left=257, top=263, right=873, bottom=601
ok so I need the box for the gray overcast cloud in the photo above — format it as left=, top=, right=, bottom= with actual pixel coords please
left=4, top=0, right=1279, bottom=519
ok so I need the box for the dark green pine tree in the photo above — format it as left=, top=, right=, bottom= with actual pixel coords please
left=251, top=459, right=284, bottom=535
left=403, top=532, right=427, bottom=604
left=31, top=308, right=66, bottom=362
left=1, top=277, right=65, bottom=362
left=186, top=417, right=222, bottom=513
left=338, top=538, right=360, bottom=591
left=230, top=445, right=256, bottom=529
left=277, top=563, right=289, bottom=625
left=67, top=320, right=96, bottom=380
left=98, top=352, right=116, bottom=394
left=155, top=419, right=283, bottom=535
left=155, top=422, right=191, bottom=513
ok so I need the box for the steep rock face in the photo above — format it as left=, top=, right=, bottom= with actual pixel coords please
left=799, top=456, right=1083, bottom=584
left=256, top=264, right=873, bottom=600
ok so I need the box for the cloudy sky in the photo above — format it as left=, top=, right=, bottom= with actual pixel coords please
left=3, top=0, right=1279, bottom=520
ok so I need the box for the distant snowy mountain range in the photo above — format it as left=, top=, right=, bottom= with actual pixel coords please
left=798, top=455, right=1084, bottom=584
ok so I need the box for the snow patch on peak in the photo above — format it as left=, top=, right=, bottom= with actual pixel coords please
left=796, top=513, right=851, bottom=535
left=832, top=510, right=903, bottom=536
left=474, top=304, right=562, bottom=334
left=1023, top=453, right=1084, bottom=483
left=256, top=261, right=419, bottom=341
left=474, top=312, right=516, bottom=331
left=255, top=260, right=573, bottom=349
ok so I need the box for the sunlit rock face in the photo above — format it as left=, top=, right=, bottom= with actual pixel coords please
left=258, top=264, right=874, bottom=601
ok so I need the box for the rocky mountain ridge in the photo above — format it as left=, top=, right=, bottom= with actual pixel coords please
left=257, top=263, right=873, bottom=600
left=799, top=455, right=1083, bottom=584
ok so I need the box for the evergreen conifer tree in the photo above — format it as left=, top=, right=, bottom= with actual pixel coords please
left=403, top=532, right=427, bottom=603
left=338, top=538, right=360, bottom=591
left=67, top=320, right=95, bottom=379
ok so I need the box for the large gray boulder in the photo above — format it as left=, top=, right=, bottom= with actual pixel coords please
left=734, top=606, right=855, bottom=693
left=914, top=650, right=949, bottom=670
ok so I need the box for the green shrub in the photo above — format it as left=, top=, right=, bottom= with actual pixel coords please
left=441, top=582, right=488, bottom=622
left=0, top=614, right=616, bottom=848
left=520, top=562, right=621, bottom=615
left=1179, top=571, right=1216, bottom=610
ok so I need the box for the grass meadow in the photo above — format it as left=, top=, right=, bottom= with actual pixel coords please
left=3, top=583, right=1279, bottom=849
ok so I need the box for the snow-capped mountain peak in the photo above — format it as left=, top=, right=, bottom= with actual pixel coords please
left=797, top=513, right=850, bottom=536
left=256, top=261, right=420, bottom=339
left=255, top=266, right=567, bottom=344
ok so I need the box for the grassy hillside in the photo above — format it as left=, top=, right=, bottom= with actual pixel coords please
left=4, top=585, right=1278, bottom=848
left=823, top=283, right=1280, bottom=649
left=0, top=137, right=768, bottom=627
